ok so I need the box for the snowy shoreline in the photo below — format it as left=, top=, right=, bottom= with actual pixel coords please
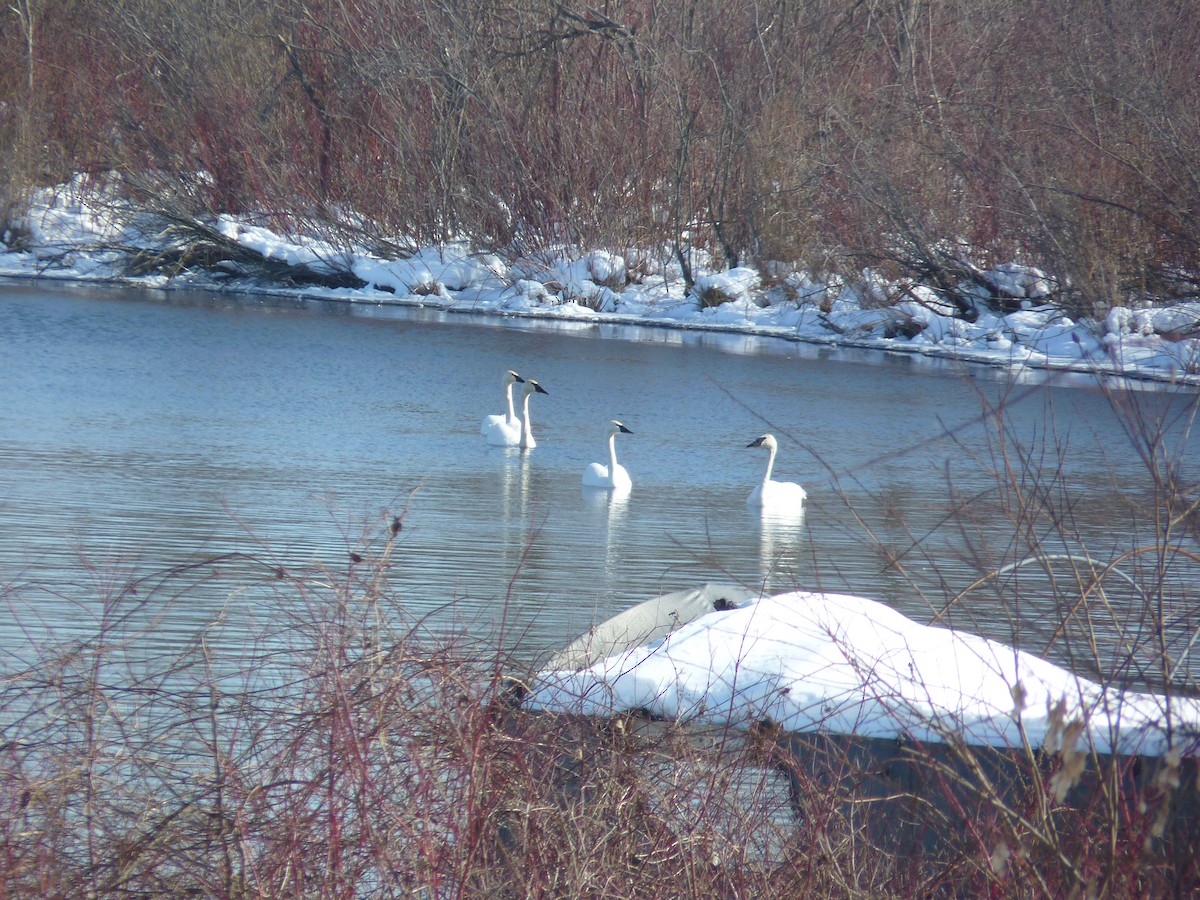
left=3, top=183, right=1200, bottom=389
left=5, top=264, right=1197, bottom=389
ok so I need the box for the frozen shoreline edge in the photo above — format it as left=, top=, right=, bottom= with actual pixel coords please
left=4, top=269, right=1197, bottom=389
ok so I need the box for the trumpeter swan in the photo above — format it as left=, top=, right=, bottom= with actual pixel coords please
left=518, top=379, right=549, bottom=449
left=746, top=434, right=807, bottom=511
left=583, top=420, right=633, bottom=491
left=481, top=369, right=526, bottom=446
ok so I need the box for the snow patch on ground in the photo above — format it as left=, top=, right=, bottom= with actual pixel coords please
left=3, top=183, right=1199, bottom=386
left=528, top=590, right=1200, bottom=758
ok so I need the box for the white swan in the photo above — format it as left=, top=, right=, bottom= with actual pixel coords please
left=518, top=379, right=549, bottom=449
left=583, top=420, right=633, bottom=491
left=481, top=369, right=526, bottom=446
left=746, top=433, right=807, bottom=512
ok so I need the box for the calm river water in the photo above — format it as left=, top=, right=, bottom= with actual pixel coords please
left=2, top=281, right=1198, bottom=681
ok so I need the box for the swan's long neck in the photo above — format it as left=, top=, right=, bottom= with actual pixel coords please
left=607, top=432, right=620, bottom=473
left=762, top=443, right=777, bottom=486
left=520, top=392, right=535, bottom=447
left=504, top=382, right=518, bottom=425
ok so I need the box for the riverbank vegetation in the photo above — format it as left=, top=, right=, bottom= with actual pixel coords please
left=2, top=0, right=1198, bottom=318
left=1, top=528, right=1197, bottom=897
left=2, top=380, right=1199, bottom=897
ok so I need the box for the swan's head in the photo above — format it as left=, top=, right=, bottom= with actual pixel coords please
left=504, top=369, right=525, bottom=385
left=610, top=419, right=633, bottom=435
left=747, top=433, right=777, bottom=451
left=522, top=379, right=549, bottom=396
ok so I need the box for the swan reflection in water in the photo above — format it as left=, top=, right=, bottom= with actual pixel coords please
left=754, top=505, right=807, bottom=591
left=582, top=482, right=631, bottom=515
left=582, top=481, right=631, bottom=579
left=497, top=445, right=535, bottom=573
left=499, top=445, right=532, bottom=505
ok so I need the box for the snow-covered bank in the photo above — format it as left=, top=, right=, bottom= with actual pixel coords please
left=527, top=589, right=1200, bottom=759
left=3, top=182, right=1200, bottom=386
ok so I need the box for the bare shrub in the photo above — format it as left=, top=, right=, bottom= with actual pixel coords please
left=0, top=513, right=872, bottom=896
left=3, top=0, right=1195, bottom=318
left=695, top=282, right=736, bottom=309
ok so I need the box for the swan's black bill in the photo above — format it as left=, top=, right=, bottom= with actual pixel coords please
left=617, top=423, right=633, bottom=434
left=747, top=436, right=767, bottom=448
left=530, top=381, right=549, bottom=395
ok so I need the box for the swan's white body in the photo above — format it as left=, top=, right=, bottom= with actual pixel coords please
left=482, top=370, right=525, bottom=446
left=583, top=420, right=633, bottom=491
left=746, top=434, right=807, bottom=512
left=518, top=380, right=548, bottom=449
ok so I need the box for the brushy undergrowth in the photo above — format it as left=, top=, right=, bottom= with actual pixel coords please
left=2, top=485, right=1199, bottom=897
left=2, top=0, right=1199, bottom=313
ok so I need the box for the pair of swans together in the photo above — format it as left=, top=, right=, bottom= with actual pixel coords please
left=483, top=370, right=806, bottom=511
left=481, top=370, right=632, bottom=490
left=480, top=369, right=549, bottom=449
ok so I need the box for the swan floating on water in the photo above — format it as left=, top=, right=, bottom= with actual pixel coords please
left=482, top=370, right=526, bottom=446
left=746, top=433, right=807, bottom=512
left=518, top=379, right=549, bottom=449
left=583, top=420, right=633, bottom=491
